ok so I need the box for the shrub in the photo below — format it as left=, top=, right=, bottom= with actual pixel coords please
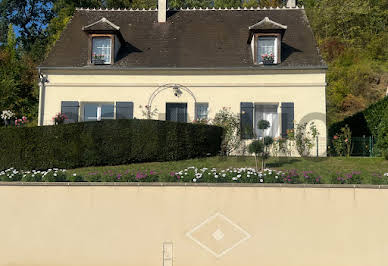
left=0, top=119, right=223, bottom=170
left=288, top=122, right=319, bottom=157
left=212, top=108, right=240, bottom=156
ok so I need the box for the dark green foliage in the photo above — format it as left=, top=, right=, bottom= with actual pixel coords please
left=248, top=140, right=263, bottom=156
left=257, top=120, right=270, bottom=130
left=329, top=96, right=388, bottom=139
left=0, top=120, right=223, bottom=170
left=377, top=111, right=388, bottom=160
left=264, top=136, right=274, bottom=146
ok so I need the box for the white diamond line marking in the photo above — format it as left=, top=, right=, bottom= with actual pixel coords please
left=186, top=212, right=252, bottom=258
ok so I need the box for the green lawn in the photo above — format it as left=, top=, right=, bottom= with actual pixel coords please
left=69, top=156, right=388, bottom=181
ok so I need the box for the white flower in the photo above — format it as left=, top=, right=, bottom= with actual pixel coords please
left=53, top=173, right=57, bottom=176
left=384, top=173, right=388, bottom=177
left=275, top=176, right=279, bottom=179
left=214, top=175, right=218, bottom=178
left=72, top=173, right=77, bottom=176
left=232, top=177, right=237, bottom=181
left=237, top=174, right=241, bottom=178
left=247, top=174, right=250, bottom=177
left=1, top=110, right=15, bottom=120
left=260, top=179, right=264, bottom=183
left=222, top=174, right=226, bottom=177
left=193, top=178, right=197, bottom=182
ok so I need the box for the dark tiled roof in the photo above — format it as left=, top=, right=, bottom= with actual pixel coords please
left=41, top=8, right=326, bottom=69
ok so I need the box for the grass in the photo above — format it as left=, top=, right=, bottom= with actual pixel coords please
left=68, top=156, right=388, bottom=183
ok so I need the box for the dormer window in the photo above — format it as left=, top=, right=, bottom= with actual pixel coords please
left=248, top=17, right=287, bottom=65
left=92, top=36, right=112, bottom=64
left=258, top=36, right=277, bottom=64
left=82, top=17, right=124, bottom=65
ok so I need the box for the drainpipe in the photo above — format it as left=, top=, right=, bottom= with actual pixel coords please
left=38, top=68, right=48, bottom=126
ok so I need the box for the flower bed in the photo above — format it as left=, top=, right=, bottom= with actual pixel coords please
left=1, top=167, right=388, bottom=185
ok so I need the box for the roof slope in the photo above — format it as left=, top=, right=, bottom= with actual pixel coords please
left=41, top=8, right=325, bottom=69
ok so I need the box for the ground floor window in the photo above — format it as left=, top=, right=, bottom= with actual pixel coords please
left=195, top=103, right=209, bottom=121
left=60, top=101, right=134, bottom=123
left=83, top=103, right=114, bottom=121
left=166, top=103, right=187, bottom=123
left=254, top=104, right=279, bottom=138
left=241, top=102, right=288, bottom=139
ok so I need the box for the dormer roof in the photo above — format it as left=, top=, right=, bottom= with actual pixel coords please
left=249, top=17, right=287, bottom=30
left=82, top=17, right=120, bottom=32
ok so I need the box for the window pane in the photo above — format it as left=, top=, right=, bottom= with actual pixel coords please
left=101, top=104, right=114, bottom=119
left=84, top=104, right=98, bottom=121
left=258, top=37, right=276, bottom=63
left=92, top=37, right=112, bottom=64
left=196, top=103, right=208, bottom=120
left=255, top=104, right=279, bottom=137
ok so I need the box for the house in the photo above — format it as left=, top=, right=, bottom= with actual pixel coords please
left=38, top=0, right=327, bottom=156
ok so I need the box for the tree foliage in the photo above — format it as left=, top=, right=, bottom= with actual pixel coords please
left=303, top=0, right=388, bottom=124
left=0, top=25, right=38, bottom=122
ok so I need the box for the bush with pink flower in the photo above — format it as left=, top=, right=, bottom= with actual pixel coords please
left=52, top=113, right=67, bottom=125
left=14, top=116, right=28, bottom=127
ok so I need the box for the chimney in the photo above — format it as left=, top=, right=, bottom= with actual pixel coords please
left=158, top=0, right=166, bottom=23
left=286, top=0, right=296, bottom=8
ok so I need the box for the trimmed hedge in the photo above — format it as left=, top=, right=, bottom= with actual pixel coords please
left=0, top=119, right=223, bottom=170
left=329, top=96, right=388, bottom=138
left=377, top=111, right=388, bottom=159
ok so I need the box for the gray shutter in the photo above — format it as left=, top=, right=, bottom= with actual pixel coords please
left=240, top=102, right=254, bottom=139
left=281, top=102, right=294, bottom=138
left=61, top=101, right=79, bottom=123
left=116, top=102, right=134, bottom=119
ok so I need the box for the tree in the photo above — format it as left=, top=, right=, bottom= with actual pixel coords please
left=0, top=0, right=54, bottom=52
left=0, top=25, right=38, bottom=123
left=256, top=119, right=272, bottom=170
left=248, top=140, right=263, bottom=171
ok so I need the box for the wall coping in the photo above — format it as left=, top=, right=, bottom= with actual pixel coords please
left=0, top=182, right=387, bottom=189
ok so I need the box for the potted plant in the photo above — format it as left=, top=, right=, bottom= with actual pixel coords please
left=92, top=53, right=105, bottom=65
left=261, top=53, right=274, bottom=65
left=1, top=110, right=15, bottom=127
left=53, top=113, right=67, bottom=125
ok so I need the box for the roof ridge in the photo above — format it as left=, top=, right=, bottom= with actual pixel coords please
left=75, top=6, right=304, bottom=11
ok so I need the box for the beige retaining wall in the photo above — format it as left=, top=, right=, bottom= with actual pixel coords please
left=0, top=183, right=387, bottom=266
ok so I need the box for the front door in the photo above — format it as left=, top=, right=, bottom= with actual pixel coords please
left=166, top=103, right=187, bottom=123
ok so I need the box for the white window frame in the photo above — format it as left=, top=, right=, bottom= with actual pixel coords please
left=92, top=37, right=112, bottom=64
left=257, top=36, right=278, bottom=64
left=82, top=102, right=115, bottom=122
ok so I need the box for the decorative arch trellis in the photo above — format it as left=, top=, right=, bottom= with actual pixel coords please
left=146, top=84, right=197, bottom=119
left=147, top=83, right=197, bottom=108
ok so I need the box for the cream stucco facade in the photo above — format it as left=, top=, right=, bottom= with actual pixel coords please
left=38, top=68, right=327, bottom=155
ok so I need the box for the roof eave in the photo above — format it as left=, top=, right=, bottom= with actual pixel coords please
left=38, top=65, right=328, bottom=71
